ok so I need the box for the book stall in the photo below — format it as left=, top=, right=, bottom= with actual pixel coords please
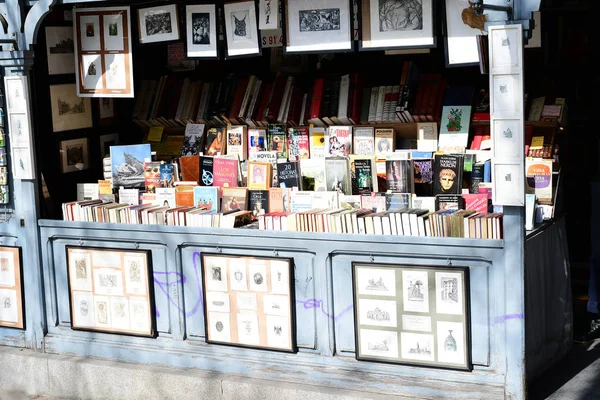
left=0, top=0, right=571, bottom=399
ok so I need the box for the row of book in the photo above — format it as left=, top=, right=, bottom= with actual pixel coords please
left=258, top=208, right=503, bottom=239
left=132, top=61, right=452, bottom=129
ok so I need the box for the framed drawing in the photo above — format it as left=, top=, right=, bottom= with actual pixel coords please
left=352, top=263, right=471, bottom=371
left=359, top=0, right=436, bottom=51
left=443, top=0, right=481, bottom=67
left=99, top=133, right=120, bottom=159
left=283, top=0, right=353, bottom=53
left=74, top=7, right=134, bottom=97
left=49, top=84, right=93, bottom=132
left=9, top=114, right=30, bottom=147
left=66, top=246, right=156, bottom=338
left=5, top=77, right=27, bottom=113
left=138, top=4, right=181, bottom=44
left=185, top=4, right=219, bottom=59
left=491, top=119, right=522, bottom=158
left=201, top=253, right=297, bottom=353
left=60, top=138, right=90, bottom=173
left=258, top=0, right=279, bottom=30
left=11, top=147, right=34, bottom=180
left=491, top=160, right=524, bottom=206
left=0, top=246, right=25, bottom=330
left=223, top=0, right=261, bottom=58
left=488, top=23, right=523, bottom=74
left=45, top=26, right=76, bottom=75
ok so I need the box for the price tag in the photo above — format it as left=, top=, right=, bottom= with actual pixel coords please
left=261, top=29, right=283, bottom=48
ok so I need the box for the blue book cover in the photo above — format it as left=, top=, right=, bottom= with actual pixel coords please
left=193, top=186, right=219, bottom=212
left=411, top=151, right=433, bottom=159
left=160, top=163, right=175, bottom=188
left=483, top=159, right=491, bottom=182
left=385, top=193, right=411, bottom=210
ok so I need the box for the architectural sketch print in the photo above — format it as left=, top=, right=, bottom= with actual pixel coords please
left=299, top=9, right=341, bottom=32
left=401, top=332, right=435, bottom=361
left=360, top=329, right=399, bottom=358
left=440, top=277, right=459, bottom=304
left=436, top=321, right=465, bottom=365
left=359, top=298, right=397, bottom=327
left=75, top=258, right=87, bottom=279
left=366, top=308, right=390, bottom=321
left=366, top=277, right=388, bottom=291
left=435, top=272, right=463, bottom=315
left=402, top=270, right=429, bottom=313
left=378, top=0, right=423, bottom=32
left=357, top=267, right=396, bottom=297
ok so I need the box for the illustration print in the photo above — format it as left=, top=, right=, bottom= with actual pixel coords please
left=299, top=9, right=341, bottom=31
left=378, top=0, right=423, bottom=32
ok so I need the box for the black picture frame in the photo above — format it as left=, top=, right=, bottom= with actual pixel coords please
left=281, top=0, right=355, bottom=55
left=201, top=252, right=298, bottom=354
left=0, top=245, right=26, bottom=331
left=357, top=0, right=437, bottom=52
left=136, top=3, right=182, bottom=46
left=182, top=2, right=222, bottom=60
left=442, top=0, right=480, bottom=68
left=220, top=0, right=263, bottom=60
left=65, top=245, right=157, bottom=339
left=352, top=262, right=472, bottom=372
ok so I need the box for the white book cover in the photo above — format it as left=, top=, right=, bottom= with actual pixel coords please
left=118, top=188, right=139, bottom=206
left=326, top=126, right=352, bottom=157
left=226, top=125, right=248, bottom=161
left=374, top=128, right=395, bottom=160
left=353, top=127, right=375, bottom=156
left=417, top=122, right=438, bottom=152
left=290, top=191, right=315, bottom=212
left=155, top=188, right=176, bottom=208
left=77, top=183, right=99, bottom=201
left=312, top=191, right=339, bottom=209
left=411, top=196, right=436, bottom=213
left=309, top=127, right=326, bottom=159
left=300, top=158, right=327, bottom=192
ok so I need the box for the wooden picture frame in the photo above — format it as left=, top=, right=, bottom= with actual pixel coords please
left=66, top=246, right=156, bottom=338
left=60, top=137, right=90, bottom=173
left=282, top=0, right=354, bottom=54
left=352, top=263, right=472, bottom=371
left=74, top=6, right=134, bottom=97
left=0, top=246, right=25, bottom=330
left=222, top=0, right=262, bottom=59
left=201, top=253, right=297, bottom=353
left=358, top=0, right=436, bottom=52
left=49, top=84, right=93, bottom=132
left=138, top=4, right=181, bottom=44
left=185, top=3, right=220, bottom=59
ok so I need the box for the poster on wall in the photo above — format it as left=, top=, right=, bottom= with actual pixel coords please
left=73, top=6, right=134, bottom=97
left=0, top=246, right=25, bottom=329
left=352, top=263, right=471, bottom=371
left=66, top=246, right=156, bottom=337
left=201, top=253, right=297, bottom=353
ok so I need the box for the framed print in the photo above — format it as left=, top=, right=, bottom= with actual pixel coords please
left=45, top=26, right=76, bottom=75
left=490, top=74, right=522, bottom=117
left=491, top=160, right=524, bottom=206
left=283, top=0, right=353, bottom=53
left=12, top=147, right=34, bottom=180
left=98, top=98, right=116, bottom=125
left=49, top=84, right=93, bottom=132
left=138, top=4, right=180, bottom=44
left=489, top=24, right=522, bottom=74
left=185, top=4, right=219, bottom=58
left=74, top=7, right=134, bottom=97
left=66, top=246, right=156, bottom=338
left=5, top=76, right=27, bottom=113
left=443, top=0, right=481, bottom=67
left=352, top=263, right=471, bottom=371
left=259, top=0, right=279, bottom=30
left=492, top=119, right=523, bottom=158
left=9, top=114, right=30, bottom=147
left=223, top=1, right=261, bottom=58
left=60, top=137, right=90, bottom=173
left=99, top=133, right=120, bottom=159
left=0, top=246, right=25, bottom=330
left=201, top=253, right=297, bottom=353
left=359, top=0, right=435, bottom=51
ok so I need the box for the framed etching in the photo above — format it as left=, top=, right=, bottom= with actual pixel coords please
left=49, top=84, right=93, bottom=132
left=66, top=246, right=156, bottom=337
left=45, top=26, right=76, bottom=75
left=283, top=0, right=353, bottom=53
left=352, top=263, right=471, bottom=371
left=359, top=0, right=436, bottom=51
left=443, top=0, right=481, bottom=67
left=201, top=253, right=297, bottom=353
left=185, top=4, right=219, bottom=59
left=74, top=7, right=134, bottom=97
left=60, top=138, right=90, bottom=173
left=258, top=0, right=279, bottom=30
left=0, top=246, right=25, bottom=330
left=491, top=160, right=524, bottom=206
left=223, top=1, right=261, bottom=58
left=491, top=119, right=522, bottom=158
left=138, top=4, right=180, bottom=44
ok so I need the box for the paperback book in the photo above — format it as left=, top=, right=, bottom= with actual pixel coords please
left=433, top=154, right=464, bottom=195
left=287, top=127, right=310, bottom=161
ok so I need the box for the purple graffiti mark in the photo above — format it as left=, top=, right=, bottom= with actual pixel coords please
left=152, top=252, right=204, bottom=318
left=297, top=299, right=353, bottom=321
left=494, top=314, right=524, bottom=324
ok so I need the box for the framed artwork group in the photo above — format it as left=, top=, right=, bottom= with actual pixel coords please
left=4, top=76, right=35, bottom=180
left=66, top=246, right=156, bottom=337
left=352, top=262, right=472, bottom=371
left=201, top=253, right=297, bottom=353
left=0, top=246, right=25, bottom=330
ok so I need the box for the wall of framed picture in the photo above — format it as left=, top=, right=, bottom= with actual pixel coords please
left=0, top=246, right=25, bottom=329
left=66, top=246, right=156, bottom=338
left=201, top=253, right=297, bottom=353
left=73, top=6, right=135, bottom=97
left=352, top=263, right=471, bottom=371
left=4, top=75, right=35, bottom=181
